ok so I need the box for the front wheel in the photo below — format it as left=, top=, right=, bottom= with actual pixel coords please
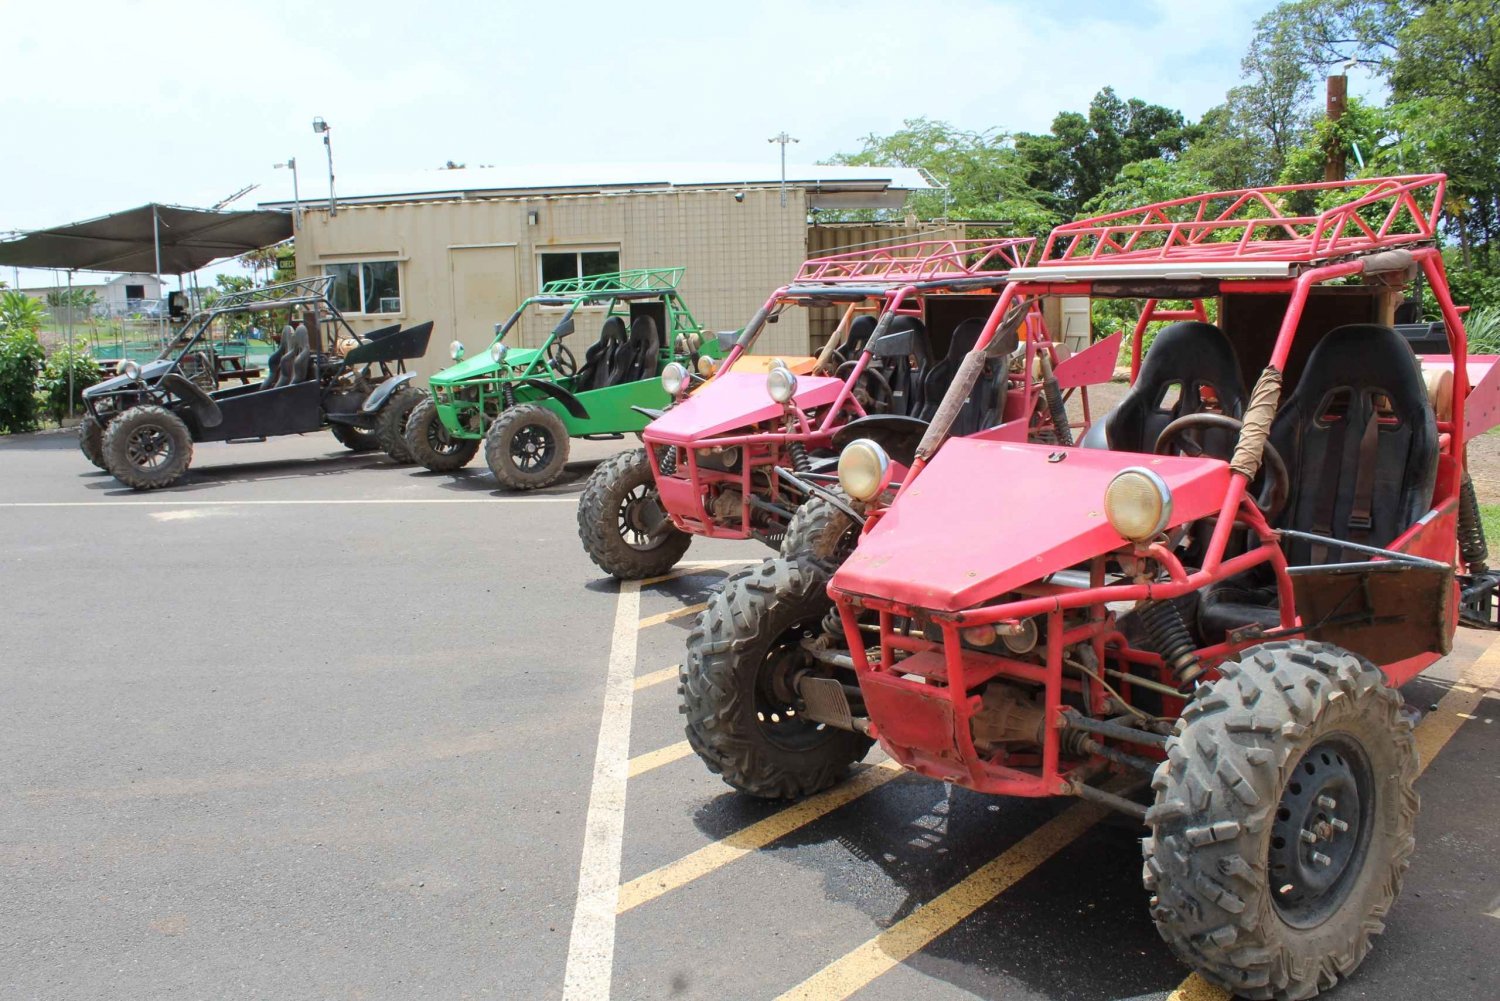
left=1144, top=641, right=1417, bottom=1000
left=683, top=557, right=872, bottom=799
left=79, top=413, right=107, bottom=469
left=329, top=423, right=380, bottom=452
left=779, top=486, right=861, bottom=570
left=404, top=397, right=479, bottom=472
left=577, top=448, right=692, bottom=579
left=100, top=405, right=194, bottom=490
left=376, top=384, right=426, bottom=463
left=484, top=403, right=569, bottom=490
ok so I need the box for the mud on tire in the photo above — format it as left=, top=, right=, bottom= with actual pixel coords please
left=779, top=486, right=861, bottom=570
left=1144, top=640, right=1417, bottom=1000
left=101, top=405, right=194, bottom=490
left=484, top=403, right=569, bottom=490
left=682, top=557, right=873, bottom=799
left=404, top=396, right=480, bottom=472
left=577, top=448, right=692, bottom=579
left=377, top=384, right=426, bottom=463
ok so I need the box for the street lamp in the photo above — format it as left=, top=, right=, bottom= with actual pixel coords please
left=768, top=131, right=800, bottom=208
left=312, top=117, right=336, bottom=217
left=274, top=157, right=301, bottom=226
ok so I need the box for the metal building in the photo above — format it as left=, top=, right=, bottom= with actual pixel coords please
left=260, top=164, right=962, bottom=375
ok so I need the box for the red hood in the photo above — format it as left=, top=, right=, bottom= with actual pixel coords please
left=830, top=440, right=1232, bottom=612
left=644, top=371, right=846, bottom=443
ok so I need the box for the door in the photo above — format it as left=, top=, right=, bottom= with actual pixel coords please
left=448, top=245, right=519, bottom=357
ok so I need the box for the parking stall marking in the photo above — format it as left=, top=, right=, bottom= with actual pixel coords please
left=617, top=759, right=906, bottom=914
left=638, top=602, right=708, bottom=630
left=0, top=497, right=576, bottom=508
left=626, top=740, right=695, bottom=778
left=633, top=665, right=680, bottom=691
left=636, top=560, right=754, bottom=588
left=1166, top=641, right=1500, bottom=1001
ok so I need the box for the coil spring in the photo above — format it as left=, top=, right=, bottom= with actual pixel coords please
left=1459, top=471, right=1489, bottom=573
left=1139, top=599, right=1204, bottom=688
left=502, top=383, right=517, bottom=410
left=788, top=441, right=812, bottom=473
left=1044, top=376, right=1074, bottom=447
left=658, top=447, right=677, bottom=476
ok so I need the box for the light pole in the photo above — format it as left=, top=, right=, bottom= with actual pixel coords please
left=768, top=131, right=799, bottom=208
left=274, top=157, right=302, bottom=227
left=312, top=117, right=336, bottom=217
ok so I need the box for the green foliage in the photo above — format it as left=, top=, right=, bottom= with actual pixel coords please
left=0, top=326, right=45, bottom=433
left=44, top=288, right=99, bottom=310
left=1461, top=307, right=1500, bottom=355
left=0, top=290, right=48, bottom=333
left=37, top=345, right=101, bottom=423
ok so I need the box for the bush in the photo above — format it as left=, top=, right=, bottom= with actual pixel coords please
left=0, top=327, right=45, bottom=433
left=38, top=345, right=101, bottom=423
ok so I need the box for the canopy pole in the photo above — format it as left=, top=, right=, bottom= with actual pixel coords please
left=152, top=205, right=165, bottom=347
left=67, top=270, right=76, bottom=419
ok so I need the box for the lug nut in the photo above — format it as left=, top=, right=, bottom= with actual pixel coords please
left=1312, top=851, right=1333, bottom=867
left=1330, top=818, right=1349, bottom=833
left=1317, top=795, right=1337, bottom=810
left=1300, top=829, right=1318, bottom=844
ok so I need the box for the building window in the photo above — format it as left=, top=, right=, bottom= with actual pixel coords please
left=325, top=260, right=402, bottom=314
left=124, top=284, right=145, bottom=300
left=537, top=248, right=620, bottom=289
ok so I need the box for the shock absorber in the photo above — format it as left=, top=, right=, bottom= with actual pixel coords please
left=788, top=441, right=812, bottom=473
left=1138, top=599, right=1205, bottom=689
left=1458, top=470, right=1489, bottom=573
left=502, top=383, right=517, bottom=410
left=1037, top=348, right=1074, bottom=447
left=658, top=447, right=677, bottom=476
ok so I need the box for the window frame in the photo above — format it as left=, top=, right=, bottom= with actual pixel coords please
left=534, top=245, right=621, bottom=309
left=322, top=258, right=404, bottom=317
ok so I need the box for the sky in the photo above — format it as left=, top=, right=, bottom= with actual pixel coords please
left=1, top=0, right=1290, bottom=283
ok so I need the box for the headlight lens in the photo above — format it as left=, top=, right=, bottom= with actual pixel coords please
left=770, top=357, right=788, bottom=371
left=697, top=355, right=718, bottom=377
left=490, top=342, right=509, bottom=364
left=450, top=340, right=465, bottom=361
left=767, top=366, right=798, bottom=405
left=1104, top=467, right=1173, bottom=542
left=838, top=438, right=892, bottom=502
left=661, top=362, right=688, bottom=397
left=122, top=360, right=141, bottom=381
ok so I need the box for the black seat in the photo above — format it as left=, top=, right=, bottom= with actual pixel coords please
left=877, top=316, right=931, bottom=417
left=1082, top=321, right=1247, bottom=455
left=918, top=318, right=987, bottom=431
left=843, top=315, right=879, bottom=359
left=262, top=325, right=293, bottom=390
left=575, top=317, right=627, bottom=392
left=283, top=324, right=312, bottom=384
left=605, top=315, right=661, bottom=387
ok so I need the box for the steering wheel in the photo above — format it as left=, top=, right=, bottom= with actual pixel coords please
left=1154, top=412, right=1288, bottom=520
left=546, top=342, right=578, bottom=377
left=836, top=359, right=894, bottom=413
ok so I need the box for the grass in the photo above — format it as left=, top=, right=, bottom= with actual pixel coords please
left=1481, top=504, right=1500, bottom=548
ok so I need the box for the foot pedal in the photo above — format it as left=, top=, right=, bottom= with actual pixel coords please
left=798, top=676, right=853, bottom=730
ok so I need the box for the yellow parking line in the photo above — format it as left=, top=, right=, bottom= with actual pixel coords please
left=638, top=603, right=707, bottom=630
left=775, top=801, right=1109, bottom=1000
left=627, top=740, right=695, bottom=778
left=1167, top=643, right=1500, bottom=1001
left=636, top=559, right=756, bottom=589
left=618, top=760, right=905, bottom=914
left=633, top=665, right=680, bottom=691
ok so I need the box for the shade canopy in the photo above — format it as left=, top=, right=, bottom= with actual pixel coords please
left=0, top=203, right=293, bottom=275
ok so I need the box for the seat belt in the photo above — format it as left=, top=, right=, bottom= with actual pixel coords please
left=1347, top=396, right=1382, bottom=535
left=1307, top=416, right=1350, bottom=565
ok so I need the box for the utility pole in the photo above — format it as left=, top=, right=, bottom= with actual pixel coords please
left=768, top=131, right=799, bottom=208
left=1324, top=73, right=1348, bottom=182
left=313, top=117, right=337, bottom=217
left=274, top=158, right=302, bottom=227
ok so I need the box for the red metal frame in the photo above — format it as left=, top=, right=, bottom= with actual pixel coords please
left=795, top=238, right=1034, bottom=284
left=826, top=176, right=1473, bottom=801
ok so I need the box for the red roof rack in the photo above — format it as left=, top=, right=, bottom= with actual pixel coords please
left=795, top=237, right=1034, bottom=284
left=1038, top=174, right=1445, bottom=267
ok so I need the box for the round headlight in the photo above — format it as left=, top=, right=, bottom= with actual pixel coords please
left=770, top=357, right=788, bottom=371
left=767, top=366, right=798, bottom=405
left=122, top=360, right=141, bottom=381
left=1104, top=467, right=1173, bottom=542
left=490, top=342, right=509, bottom=364
left=838, top=438, right=892, bottom=502
left=450, top=340, right=466, bottom=361
left=697, top=354, right=718, bottom=378
left=661, top=362, right=689, bottom=397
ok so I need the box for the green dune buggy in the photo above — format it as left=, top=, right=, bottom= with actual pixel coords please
left=404, top=267, right=723, bottom=489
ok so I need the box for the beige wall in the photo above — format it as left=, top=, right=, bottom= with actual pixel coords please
left=293, top=187, right=813, bottom=378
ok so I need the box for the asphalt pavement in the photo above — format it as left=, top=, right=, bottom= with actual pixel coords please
left=1, top=427, right=1495, bottom=1001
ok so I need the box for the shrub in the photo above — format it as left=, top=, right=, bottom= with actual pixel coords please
left=38, top=344, right=101, bottom=423
left=0, top=327, right=45, bottom=432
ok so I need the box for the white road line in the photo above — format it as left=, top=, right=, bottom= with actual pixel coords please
left=562, top=579, right=641, bottom=1001
left=0, top=498, right=575, bottom=508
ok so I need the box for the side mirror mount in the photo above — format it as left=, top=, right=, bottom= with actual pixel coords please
left=982, top=302, right=1027, bottom=360
left=716, top=329, right=739, bottom=351
left=553, top=316, right=575, bottom=339
left=870, top=329, right=916, bottom=359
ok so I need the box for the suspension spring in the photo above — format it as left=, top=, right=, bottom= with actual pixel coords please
left=1139, top=599, right=1205, bottom=689
left=1459, top=470, right=1489, bottom=573
left=1044, top=375, right=1074, bottom=447
left=658, top=447, right=677, bottom=476
left=788, top=441, right=812, bottom=473
left=502, top=383, right=517, bottom=410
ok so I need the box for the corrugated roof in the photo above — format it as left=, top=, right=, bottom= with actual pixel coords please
left=257, top=162, right=933, bottom=209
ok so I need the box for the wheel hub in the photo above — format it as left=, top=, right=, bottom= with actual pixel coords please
left=126, top=426, right=171, bottom=468
left=1270, top=737, right=1370, bottom=926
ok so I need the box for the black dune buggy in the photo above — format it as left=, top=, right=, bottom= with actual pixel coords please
left=79, top=275, right=433, bottom=489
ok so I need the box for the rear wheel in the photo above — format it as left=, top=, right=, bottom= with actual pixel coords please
left=79, top=414, right=107, bottom=469
left=779, top=486, right=861, bottom=570
left=101, top=405, right=194, bottom=490
left=329, top=423, right=380, bottom=452
left=484, top=403, right=569, bottom=490
left=377, top=384, right=425, bottom=463
left=683, top=557, right=872, bottom=799
left=404, top=397, right=480, bottom=472
left=577, top=448, right=692, bottom=579
left=1144, top=640, right=1417, bottom=1000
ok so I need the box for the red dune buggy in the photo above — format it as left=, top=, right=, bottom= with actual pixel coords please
left=681, top=175, right=1498, bottom=999
left=577, top=238, right=1119, bottom=579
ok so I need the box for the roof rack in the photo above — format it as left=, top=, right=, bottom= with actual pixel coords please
left=211, top=274, right=336, bottom=310
left=795, top=237, right=1035, bottom=284
left=540, top=267, right=684, bottom=297
left=1038, top=174, right=1445, bottom=268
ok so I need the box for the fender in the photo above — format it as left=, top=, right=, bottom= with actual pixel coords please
left=361, top=371, right=417, bottom=413
left=161, top=373, right=223, bottom=429
left=520, top=378, right=589, bottom=420
left=831, top=413, right=929, bottom=467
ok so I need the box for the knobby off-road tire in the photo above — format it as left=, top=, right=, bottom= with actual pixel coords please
left=485, top=403, right=569, bottom=490
left=1144, top=641, right=1417, bottom=1001
left=778, top=486, right=862, bottom=570
left=404, top=397, right=479, bottom=472
left=682, top=557, right=873, bottom=799
left=329, top=423, right=380, bottom=452
left=577, top=448, right=691, bottom=579
left=101, top=405, right=194, bottom=490
left=377, top=384, right=426, bottom=463
left=78, top=414, right=107, bottom=469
